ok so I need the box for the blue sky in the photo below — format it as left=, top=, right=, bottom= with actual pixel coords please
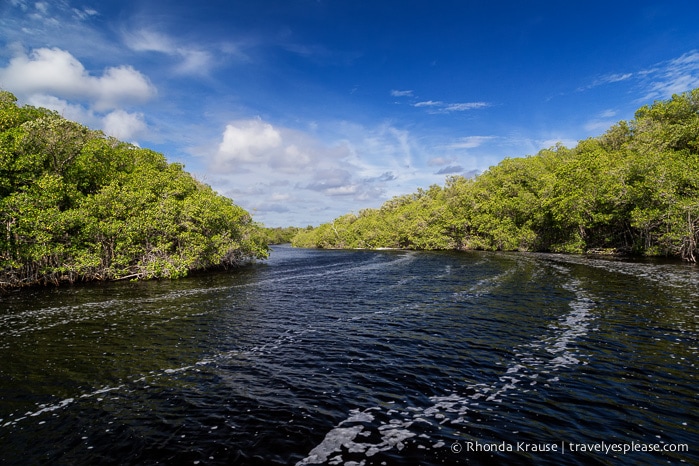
left=2, top=1, right=699, bottom=227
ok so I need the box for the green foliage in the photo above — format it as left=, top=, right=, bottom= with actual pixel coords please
left=260, top=226, right=303, bottom=244
left=293, top=89, right=699, bottom=262
left=0, top=91, right=267, bottom=289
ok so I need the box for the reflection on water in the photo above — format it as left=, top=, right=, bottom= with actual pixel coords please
left=0, top=246, right=697, bottom=465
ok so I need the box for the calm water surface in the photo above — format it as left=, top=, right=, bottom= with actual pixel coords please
left=1, top=246, right=697, bottom=465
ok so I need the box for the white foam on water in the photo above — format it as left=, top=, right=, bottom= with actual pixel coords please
left=2, top=384, right=124, bottom=428
left=297, top=408, right=417, bottom=466
left=0, top=254, right=420, bottom=431
left=298, top=268, right=597, bottom=464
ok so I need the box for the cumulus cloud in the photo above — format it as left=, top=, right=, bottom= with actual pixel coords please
left=207, top=118, right=428, bottom=225
left=217, top=119, right=283, bottom=164
left=0, top=47, right=156, bottom=111
left=102, top=110, right=147, bottom=140
left=22, top=95, right=148, bottom=142
left=24, top=93, right=95, bottom=124
left=214, top=118, right=353, bottom=176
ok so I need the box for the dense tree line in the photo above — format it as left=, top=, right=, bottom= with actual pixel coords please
left=259, top=226, right=303, bottom=244
left=0, top=91, right=268, bottom=289
left=293, top=90, right=699, bottom=262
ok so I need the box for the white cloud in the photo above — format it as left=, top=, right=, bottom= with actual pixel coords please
left=24, top=93, right=96, bottom=124
left=642, top=50, right=699, bottom=100
left=390, top=89, right=414, bottom=97
left=205, top=119, right=439, bottom=226
left=443, top=102, right=489, bottom=111
left=176, top=49, right=214, bottom=75
left=22, top=94, right=148, bottom=143
left=0, top=47, right=156, bottom=111
left=584, top=121, right=613, bottom=132
left=414, top=100, right=443, bottom=107
left=34, top=1, right=49, bottom=15
left=123, top=28, right=218, bottom=76
left=217, top=119, right=283, bottom=164
left=123, top=29, right=174, bottom=54
left=413, top=100, right=490, bottom=113
left=605, top=73, right=633, bottom=83
left=71, top=7, right=98, bottom=20
left=580, top=72, right=634, bottom=92
left=8, top=0, right=30, bottom=10
left=427, top=156, right=456, bottom=166
left=102, top=110, right=147, bottom=141
left=215, top=119, right=368, bottom=179
left=444, top=136, right=495, bottom=150
left=582, top=51, right=699, bottom=101
left=583, top=109, right=619, bottom=132
left=598, top=73, right=633, bottom=86
left=540, top=138, right=579, bottom=149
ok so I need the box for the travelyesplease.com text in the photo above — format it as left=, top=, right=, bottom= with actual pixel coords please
left=451, top=440, right=689, bottom=456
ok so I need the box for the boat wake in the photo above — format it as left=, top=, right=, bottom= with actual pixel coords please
left=297, top=268, right=597, bottom=465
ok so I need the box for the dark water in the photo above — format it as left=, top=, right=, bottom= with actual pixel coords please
left=1, top=245, right=698, bottom=465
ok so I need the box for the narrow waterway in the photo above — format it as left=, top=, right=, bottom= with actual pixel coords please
left=1, top=245, right=697, bottom=465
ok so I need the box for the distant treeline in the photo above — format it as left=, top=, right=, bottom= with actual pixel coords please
left=293, top=90, right=699, bottom=262
left=260, top=226, right=302, bottom=244
left=0, top=90, right=268, bottom=289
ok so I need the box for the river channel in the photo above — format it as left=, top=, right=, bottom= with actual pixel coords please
left=1, top=245, right=697, bottom=465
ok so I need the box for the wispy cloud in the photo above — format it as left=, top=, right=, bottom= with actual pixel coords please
left=443, top=136, right=495, bottom=149
left=0, top=1, right=110, bottom=60
left=390, top=89, right=414, bottom=97
left=122, top=28, right=219, bottom=76
left=578, top=72, right=633, bottom=92
left=641, top=50, right=699, bottom=100
left=580, top=50, right=699, bottom=102
left=443, top=102, right=489, bottom=111
left=280, top=40, right=362, bottom=67
left=390, top=88, right=489, bottom=113
left=584, top=109, right=618, bottom=132
left=427, top=156, right=455, bottom=167
left=413, top=100, right=489, bottom=113
left=71, top=6, right=98, bottom=20
left=414, top=100, right=442, bottom=107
